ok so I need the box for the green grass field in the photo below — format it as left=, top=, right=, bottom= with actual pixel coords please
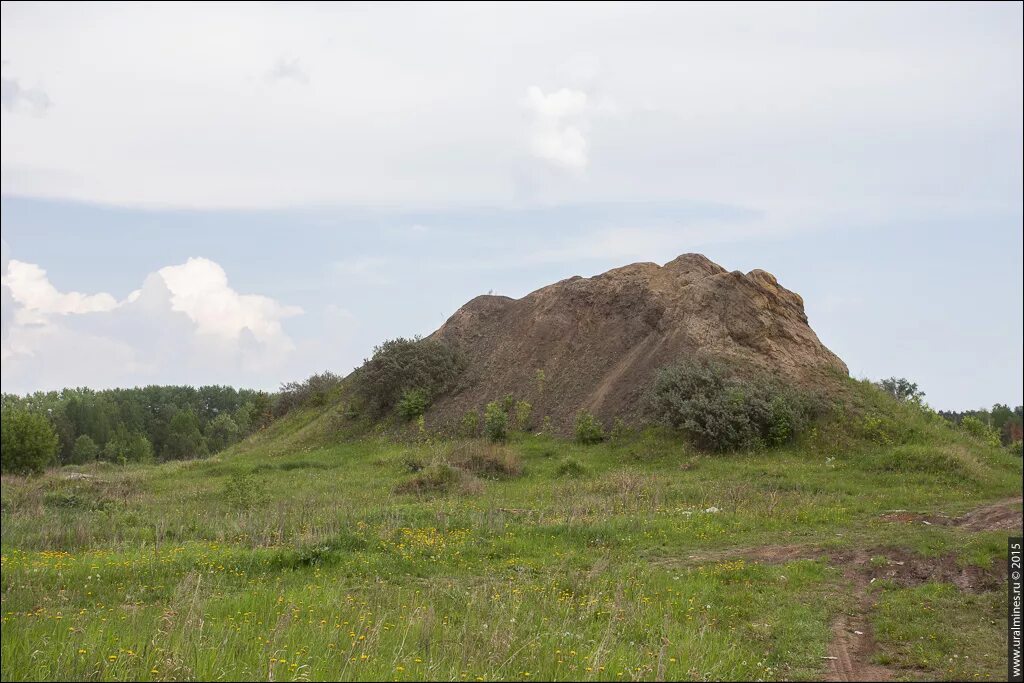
left=2, top=390, right=1021, bottom=681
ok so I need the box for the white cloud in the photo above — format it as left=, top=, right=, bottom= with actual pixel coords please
left=523, top=86, right=590, bottom=172
left=4, top=260, right=118, bottom=317
left=1, top=251, right=305, bottom=391
left=158, top=257, right=301, bottom=345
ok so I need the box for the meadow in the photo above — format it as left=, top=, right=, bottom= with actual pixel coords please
left=2, top=393, right=1021, bottom=682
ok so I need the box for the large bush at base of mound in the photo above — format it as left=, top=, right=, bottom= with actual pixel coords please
left=646, top=359, right=822, bottom=452
left=354, top=337, right=466, bottom=418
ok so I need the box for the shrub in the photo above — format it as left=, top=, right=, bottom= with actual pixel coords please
left=859, top=413, right=898, bottom=446
left=71, top=434, right=100, bottom=465
left=0, top=409, right=59, bottom=474
left=484, top=401, right=508, bottom=442
left=103, top=429, right=154, bottom=464
left=513, top=400, right=533, bottom=431
left=275, top=371, right=345, bottom=416
left=205, top=413, right=241, bottom=452
left=575, top=411, right=605, bottom=444
left=354, top=337, right=465, bottom=417
left=609, top=417, right=633, bottom=444
left=540, top=416, right=553, bottom=435
left=450, top=442, right=523, bottom=479
left=458, top=410, right=480, bottom=438
left=646, top=359, right=820, bottom=452
left=960, top=415, right=1001, bottom=448
left=878, top=377, right=926, bottom=404
left=396, top=388, right=429, bottom=421
left=1010, top=440, right=1023, bottom=458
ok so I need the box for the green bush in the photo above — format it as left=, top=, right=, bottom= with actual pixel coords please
left=396, top=388, right=429, bottom=421
left=859, top=413, right=898, bottom=445
left=609, top=417, right=633, bottom=444
left=1, top=409, right=59, bottom=474
left=484, top=402, right=508, bottom=442
left=354, top=337, right=465, bottom=417
left=645, top=359, right=820, bottom=452
left=513, top=400, right=533, bottom=431
left=879, top=377, right=925, bottom=404
left=575, top=411, right=605, bottom=444
left=275, top=371, right=345, bottom=416
left=205, top=413, right=241, bottom=452
left=458, top=410, right=480, bottom=438
left=1010, top=441, right=1023, bottom=457
left=540, top=416, right=553, bottom=435
left=103, top=428, right=154, bottom=464
left=960, top=416, right=1001, bottom=448
left=70, top=434, right=100, bottom=464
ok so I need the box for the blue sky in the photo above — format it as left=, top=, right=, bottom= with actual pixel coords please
left=1, top=2, right=1022, bottom=410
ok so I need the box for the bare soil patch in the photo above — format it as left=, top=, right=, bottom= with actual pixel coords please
left=879, top=497, right=1022, bottom=532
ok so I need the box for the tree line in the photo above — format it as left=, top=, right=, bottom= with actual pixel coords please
left=1, top=385, right=276, bottom=473
left=938, top=403, right=1023, bottom=446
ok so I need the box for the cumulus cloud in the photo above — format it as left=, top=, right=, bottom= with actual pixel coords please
left=158, top=257, right=301, bottom=344
left=522, top=86, right=590, bottom=172
left=1, top=250, right=303, bottom=391
left=4, top=260, right=118, bottom=317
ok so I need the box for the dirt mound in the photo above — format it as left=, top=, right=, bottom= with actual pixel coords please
left=879, top=497, right=1023, bottom=532
left=954, top=498, right=1023, bottom=531
left=428, top=253, right=847, bottom=431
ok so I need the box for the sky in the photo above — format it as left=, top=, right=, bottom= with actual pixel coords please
left=1, top=1, right=1021, bottom=411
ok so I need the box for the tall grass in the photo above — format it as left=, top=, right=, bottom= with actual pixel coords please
left=2, top=378, right=1020, bottom=681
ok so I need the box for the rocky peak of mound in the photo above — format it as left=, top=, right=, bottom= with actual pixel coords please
left=427, top=253, right=847, bottom=431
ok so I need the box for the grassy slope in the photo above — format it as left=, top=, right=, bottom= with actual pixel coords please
left=1, top=382, right=1021, bottom=682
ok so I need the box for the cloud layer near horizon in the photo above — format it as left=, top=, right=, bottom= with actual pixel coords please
left=1, top=245, right=302, bottom=391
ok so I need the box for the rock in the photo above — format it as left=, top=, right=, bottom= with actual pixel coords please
left=427, top=253, right=847, bottom=432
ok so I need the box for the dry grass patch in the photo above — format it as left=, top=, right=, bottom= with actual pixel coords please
left=447, top=441, right=523, bottom=479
